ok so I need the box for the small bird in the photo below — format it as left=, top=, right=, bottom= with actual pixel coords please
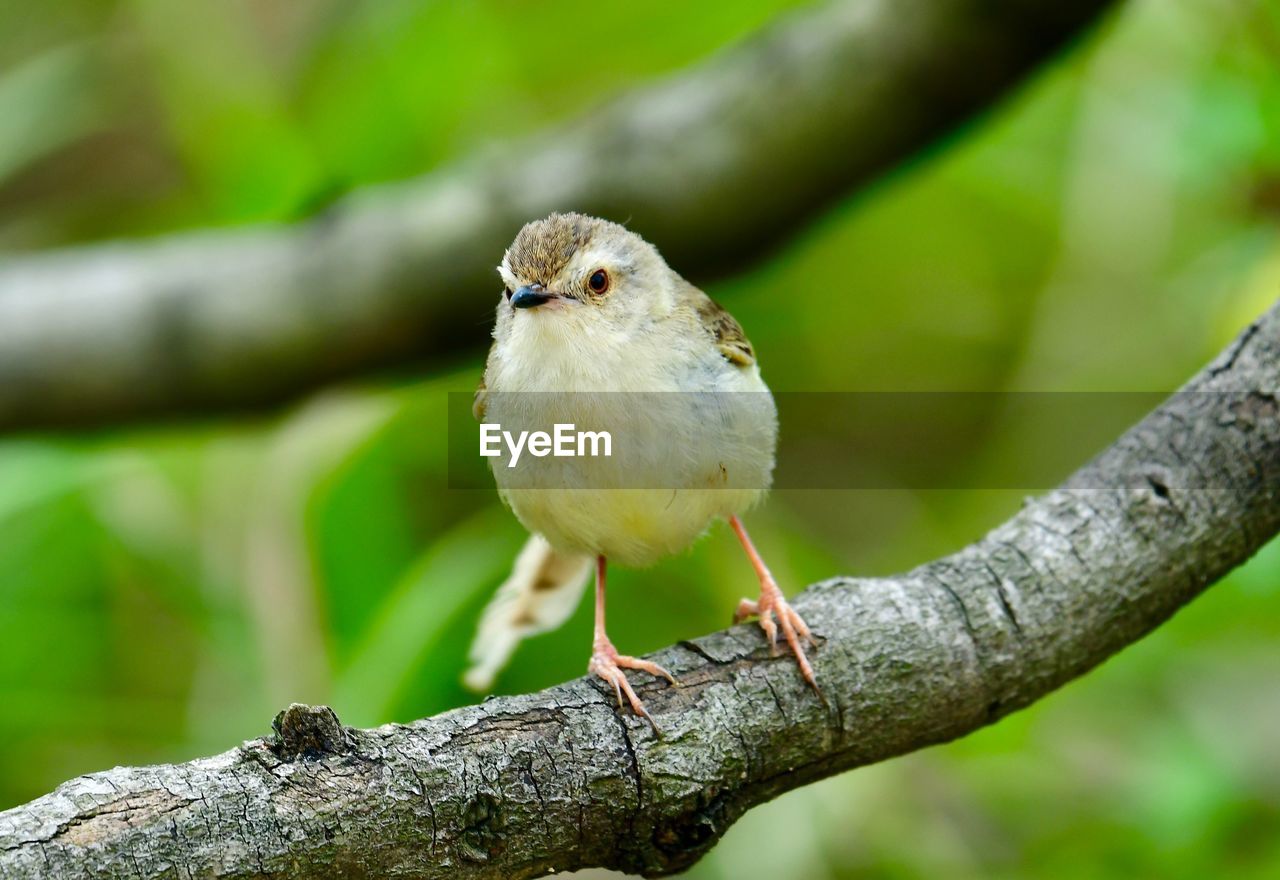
left=465, top=213, right=816, bottom=721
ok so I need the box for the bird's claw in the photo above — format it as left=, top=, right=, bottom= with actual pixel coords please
left=589, top=639, right=677, bottom=724
left=735, top=580, right=820, bottom=692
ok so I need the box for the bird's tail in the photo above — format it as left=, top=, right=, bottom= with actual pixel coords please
left=463, top=534, right=592, bottom=692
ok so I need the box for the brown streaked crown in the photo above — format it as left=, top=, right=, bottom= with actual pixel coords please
left=504, top=213, right=605, bottom=284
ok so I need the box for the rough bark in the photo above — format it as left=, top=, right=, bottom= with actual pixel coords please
left=0, top=0, right=1117, bottom=431
left=1, top=302, right=1276, bottom=878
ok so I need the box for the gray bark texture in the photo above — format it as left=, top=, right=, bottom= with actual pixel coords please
left=1, top=302, right=1277, bottom=879
left=0, top=0, right=1117, bottom=431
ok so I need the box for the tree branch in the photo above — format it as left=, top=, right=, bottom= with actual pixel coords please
left=0, top=0, right=1116, bottom=431
left=1, top=302, right=1276, bottom=878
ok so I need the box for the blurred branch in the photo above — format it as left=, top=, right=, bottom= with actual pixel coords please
left=2, top=302, right=1277, bottom=879
left=0, top=0, right=1116, bottom=431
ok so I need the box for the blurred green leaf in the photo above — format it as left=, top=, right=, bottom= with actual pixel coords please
left=333, top=505, right=522, bottom=726
left=0, top=43, right=101, bottom=185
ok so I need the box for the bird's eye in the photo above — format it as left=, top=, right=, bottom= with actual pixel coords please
left=587, top=269, right=609, bottom=294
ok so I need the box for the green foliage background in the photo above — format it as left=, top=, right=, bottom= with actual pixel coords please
left=2, top=1, right=1279, bottom=877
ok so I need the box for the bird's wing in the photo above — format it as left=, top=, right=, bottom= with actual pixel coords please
left=692, top=287, right=756, bottom=367
left=463, top=534, right=592, bottom=692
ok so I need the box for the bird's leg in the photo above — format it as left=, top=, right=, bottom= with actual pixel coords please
left=729, top=515, right=820, bottom=692
left=587, top=555, right=676, bottom=722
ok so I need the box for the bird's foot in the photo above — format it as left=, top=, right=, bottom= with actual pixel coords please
left=588, top=638, right=677, bottom=723
left=735, top=579, right=820, bottom=693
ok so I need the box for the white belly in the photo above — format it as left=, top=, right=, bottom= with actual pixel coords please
left=484, top=311, right=777, bottom=566
left=500, top=486, right=764, bottom=567
left=490, top=388, right=775, bottom=566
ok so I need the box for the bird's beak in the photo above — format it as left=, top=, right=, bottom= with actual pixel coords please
left=511, top=284, right=554, bottom=309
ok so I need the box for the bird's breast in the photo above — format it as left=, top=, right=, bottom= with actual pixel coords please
left=483, top=319, right=776, bottom=562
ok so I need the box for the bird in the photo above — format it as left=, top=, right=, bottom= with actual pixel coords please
left=465, top=212, right=816, bottom=722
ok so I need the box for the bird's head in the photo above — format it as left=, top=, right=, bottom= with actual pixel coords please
left=494, top=213, right=677, bottom=340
